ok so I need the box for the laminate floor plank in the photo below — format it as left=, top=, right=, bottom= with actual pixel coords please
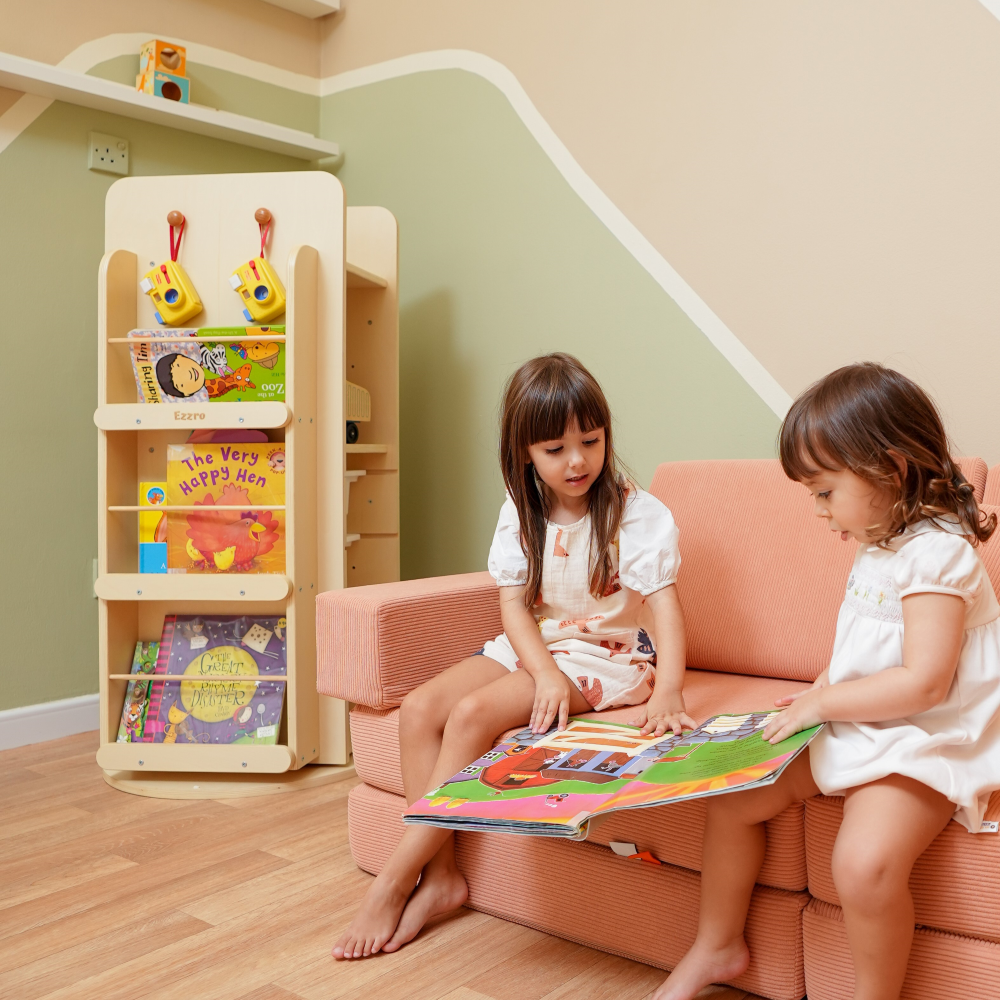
left=0, top=734, right=769, bottom=1000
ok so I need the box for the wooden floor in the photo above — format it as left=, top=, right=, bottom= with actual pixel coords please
left=0, top=732, right=761, bottom=1000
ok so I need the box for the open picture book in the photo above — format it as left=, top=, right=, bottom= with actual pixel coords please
left=404, top=713, right=823, bottom=840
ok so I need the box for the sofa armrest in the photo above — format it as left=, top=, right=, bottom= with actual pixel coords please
left=316, top=571, right=502, bottom=709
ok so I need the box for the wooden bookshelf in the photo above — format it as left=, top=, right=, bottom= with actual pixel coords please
left=93, top=173, right=399, bottom=797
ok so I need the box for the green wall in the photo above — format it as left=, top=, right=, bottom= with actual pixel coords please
left=321, top=70, right=780, bottom=581
left=0, top=59, right=778, bottom=711
left=0, top=94, right=306, bottom=711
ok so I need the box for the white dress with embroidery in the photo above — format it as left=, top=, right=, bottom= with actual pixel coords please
left=483, top=489, right=680, bottom=712
left=810, top=519, right=1000, bottom=832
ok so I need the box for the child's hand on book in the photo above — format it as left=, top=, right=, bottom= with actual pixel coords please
left=530, top=667, right=576, bottom=733
left=762, top=689, right=824, bottom=744
left=636, top=695, right=696, bottom=738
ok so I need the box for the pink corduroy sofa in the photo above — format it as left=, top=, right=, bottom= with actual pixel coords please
left=317, top=459, right=1000, bottom=1000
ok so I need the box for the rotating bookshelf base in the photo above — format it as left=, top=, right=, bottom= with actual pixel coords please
left=103, top=762, right=357, bottom=799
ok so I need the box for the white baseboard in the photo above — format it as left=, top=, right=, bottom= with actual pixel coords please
left=0, top=694, right=100, bottom=751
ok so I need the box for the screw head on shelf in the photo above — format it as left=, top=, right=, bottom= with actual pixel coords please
left=240, top=590, right=245, bottom=596
left=238, top=417, right=244, bottom=424
left=136, top=589, right=142, bottom=596
left=138, top=760, right=144, bottom=765
left=135, top=419, right=141, bottom=425
left=242, top=761, right=247, bottom=768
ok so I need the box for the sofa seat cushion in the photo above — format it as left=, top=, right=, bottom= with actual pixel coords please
left=803, top=898, right=1000, bottom=1000
left=806, top=793, right=1000, bottom=942
left=349, top=782, right=808, bottom=1000
left=350, top=667, right=812, bottom=890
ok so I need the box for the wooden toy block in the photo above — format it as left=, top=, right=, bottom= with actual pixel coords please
left=137, top=69, right=190, bottom=104
left=139, top=40, right=187, bottom=78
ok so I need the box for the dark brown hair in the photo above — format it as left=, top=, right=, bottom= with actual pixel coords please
left=779, top=362, right=995, bottom=547
left=499, top=353, right=627, bottom=605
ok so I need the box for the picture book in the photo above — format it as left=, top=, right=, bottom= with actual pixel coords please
left=138, top=481, right=167, bottom=573
left=165, top=442, right=284, bottom=574
left=127, top=327, right=285, bottom=404
left=404, top=713, right=823, bottom=840
left=116, top=641, right=159, bottom=743
left=142, top=614, right=287, bottom=745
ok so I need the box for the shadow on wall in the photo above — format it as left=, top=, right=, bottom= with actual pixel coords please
left=400, top=288, right=481, bottom=581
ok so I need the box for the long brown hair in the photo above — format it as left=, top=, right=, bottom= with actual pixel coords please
left=499, top=353, right=628, bottom=605
left=779, top=363, right=995, bottom=547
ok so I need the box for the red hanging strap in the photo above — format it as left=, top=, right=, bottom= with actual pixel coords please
left=258, top=218, right=271, bottom=259
left=169, top=218, right=185, bottom=262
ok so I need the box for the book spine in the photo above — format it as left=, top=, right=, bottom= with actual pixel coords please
left=142, top=618, right=174, bottom=742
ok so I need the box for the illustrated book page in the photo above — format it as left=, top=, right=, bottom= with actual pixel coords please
left=404, top=713, right=822, bottom=839
left=127, top=327, right=285, bottom=404
left=166, top=442, right=285, bottom=574
left=144, top=614, right=287, bottom=745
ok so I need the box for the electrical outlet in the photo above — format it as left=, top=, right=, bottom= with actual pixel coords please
left=88, top=132, right=129, bottom=175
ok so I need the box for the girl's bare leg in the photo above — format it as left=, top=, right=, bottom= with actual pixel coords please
left=833, top=774, right=953, bottom=1000
left=334, top=661, right=589, bottom=959
left=651, top=751, right=820, bottom=1000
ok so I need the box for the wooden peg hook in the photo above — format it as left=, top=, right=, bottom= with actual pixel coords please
left=255, top=207, right=272, bottom=225
left=166, top=210, right=185, bottom=227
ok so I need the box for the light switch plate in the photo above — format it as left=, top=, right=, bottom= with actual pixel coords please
left=88, top=132, right=129, bottom=175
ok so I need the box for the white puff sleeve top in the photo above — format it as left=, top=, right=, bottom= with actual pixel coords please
left=810, top=518, right=1000, bottom=832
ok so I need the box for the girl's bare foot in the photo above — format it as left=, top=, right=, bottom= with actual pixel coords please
left=648, top=937, right=750, bottom=1000
left=382, top=865, right=469, bottom=953
left=332, top=871, right=413, bottom=959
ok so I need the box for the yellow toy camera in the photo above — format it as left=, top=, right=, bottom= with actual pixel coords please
left=229, top=257, right=286, bottom=324
left=140, top=260, right=203, bottom=326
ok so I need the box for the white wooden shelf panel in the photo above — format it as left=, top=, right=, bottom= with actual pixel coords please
left=346, top=443, right=388, bottom=454
left=346, top=262, right=388, bottom=289
left=259, top=0, right=340, bottom=18
left=94, top=402, right=290, bottom=430
left=96, top=742, right=296, bottom=774
left=95, top=573, right=291, bottom=601
left=0, top=52, right=338, bottom=161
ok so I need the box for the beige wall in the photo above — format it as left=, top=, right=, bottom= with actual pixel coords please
left=321, top=0, right=1000, bottom=462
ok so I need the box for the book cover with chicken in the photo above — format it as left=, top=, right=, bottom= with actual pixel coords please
left=166, top=443, right=285, bottom=574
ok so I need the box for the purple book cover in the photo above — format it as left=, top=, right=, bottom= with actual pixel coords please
left=149, top=614, right=287, bottom=745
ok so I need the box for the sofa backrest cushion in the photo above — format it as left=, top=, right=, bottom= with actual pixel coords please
left=957, top=456, right=988, bottom=504
left=649, top=460, right=849, bottom=682
left=649, top=458, right=990, bottom=683
left=983, top=465, right=1000, bottom=506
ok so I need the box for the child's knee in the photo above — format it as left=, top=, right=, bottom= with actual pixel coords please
left=444, top=691, right=491, bottom=738
left=831, top=840, right=900, bottom=905
left=400, top=684, right=439, bottom=732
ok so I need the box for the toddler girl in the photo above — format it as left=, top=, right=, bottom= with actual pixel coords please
left=334, top=352, right=692, bottom=960
left=655, top=363, right=1000, bottom=1000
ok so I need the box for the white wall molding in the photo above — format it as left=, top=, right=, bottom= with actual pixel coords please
left=0, top=694, right=99, bottom=751
left=0, top=37, right=792, bottom=416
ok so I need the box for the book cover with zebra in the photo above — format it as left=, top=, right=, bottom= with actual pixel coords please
left=127, top=328, right=285, bottom=404
left=143, top=615, right=287, bottom=745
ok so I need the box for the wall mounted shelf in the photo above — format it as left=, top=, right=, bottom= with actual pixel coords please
left=0, top=52, right=338, bottom=161
left=259, top=0, right=341, bottom=18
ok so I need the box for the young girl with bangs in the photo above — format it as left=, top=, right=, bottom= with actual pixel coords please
left=334, top=353, right=691, bottom=960
left=655, top=363, right=1000, bottom=1000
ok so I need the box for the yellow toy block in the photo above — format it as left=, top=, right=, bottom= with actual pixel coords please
left=229, top=257, right=286, bottom=323
left=140, top=260, right=203, bottom=326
